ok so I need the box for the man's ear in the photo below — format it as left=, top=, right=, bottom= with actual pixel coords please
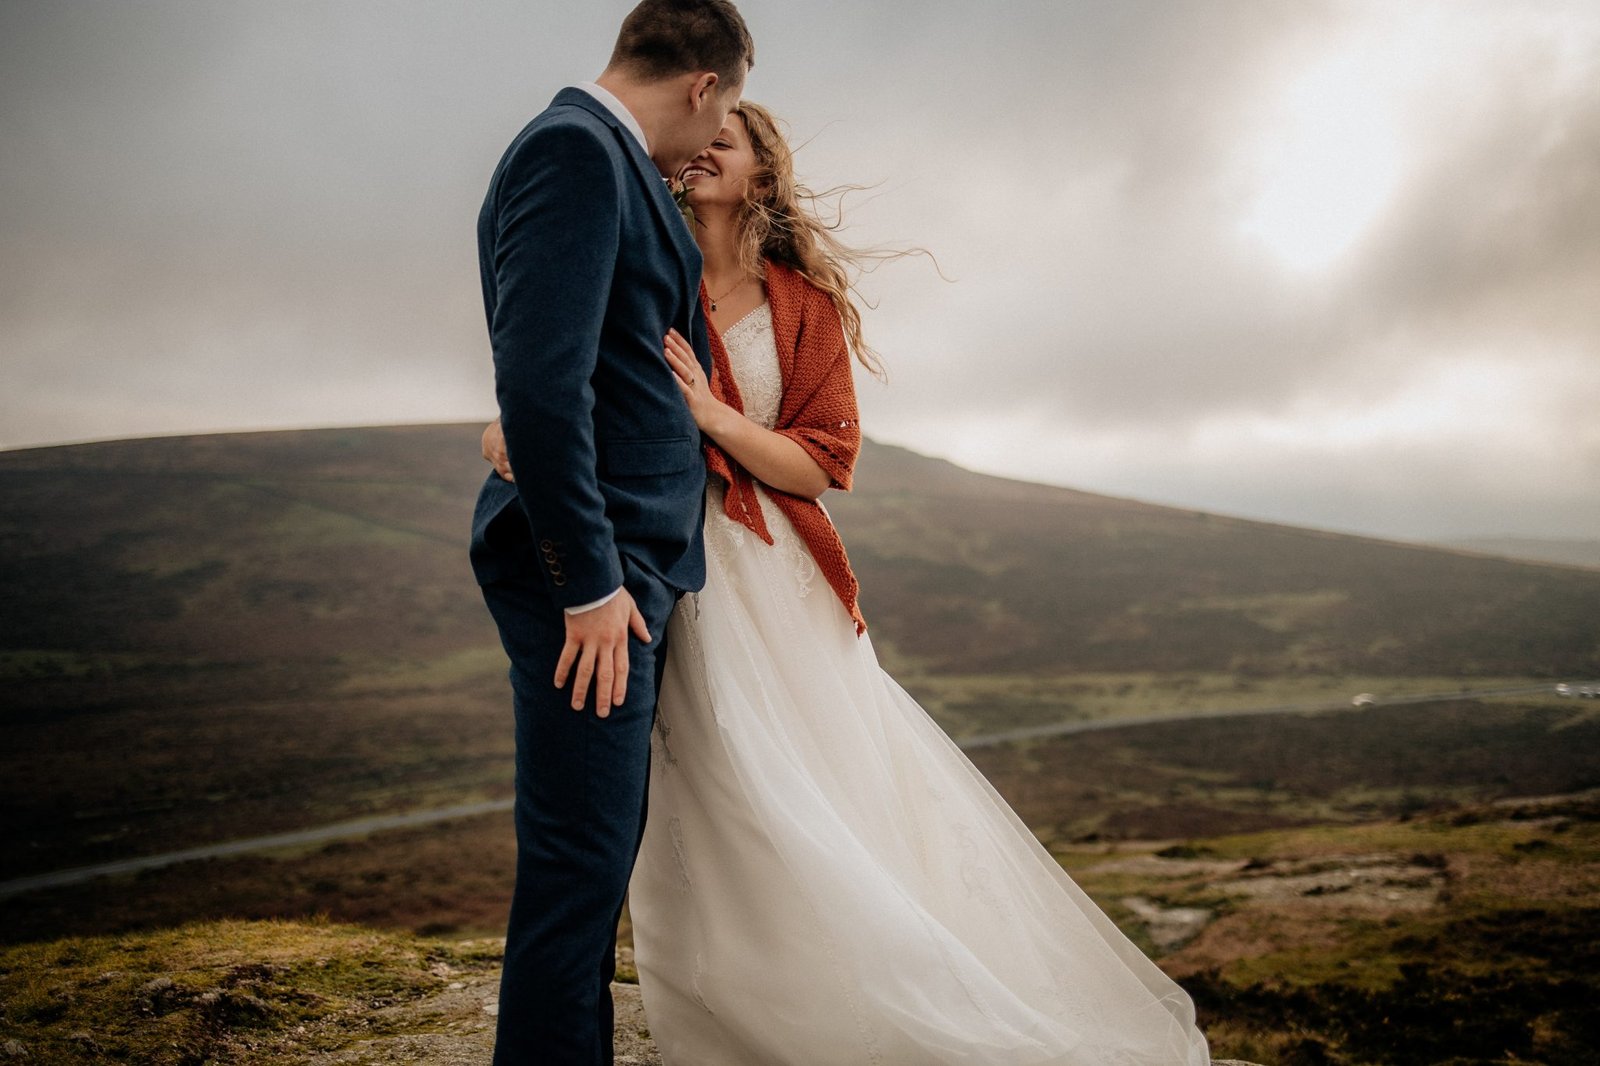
left=688, top=71, right=720, bottom=112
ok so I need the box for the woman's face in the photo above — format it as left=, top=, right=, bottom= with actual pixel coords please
left=676, top=112, right=759, bottom=211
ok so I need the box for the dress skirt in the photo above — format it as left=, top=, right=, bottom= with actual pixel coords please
left=627, top=477, right=1211, bottom=1066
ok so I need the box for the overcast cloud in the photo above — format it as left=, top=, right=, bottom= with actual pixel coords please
left=2, top=0, right=1596, bottom=542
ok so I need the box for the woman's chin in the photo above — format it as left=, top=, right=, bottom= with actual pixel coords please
left=687, top=189, right=733, bottom=211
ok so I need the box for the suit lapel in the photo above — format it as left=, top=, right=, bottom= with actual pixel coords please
left=551, top=88, right=702, bottom=298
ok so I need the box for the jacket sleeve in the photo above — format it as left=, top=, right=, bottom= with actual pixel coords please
left=775, top=291, right=860, bottom=493
left=488, top=120, right=625, bottom=607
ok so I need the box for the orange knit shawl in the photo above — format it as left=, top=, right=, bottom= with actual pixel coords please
left=700, top=258, right=867, bottom=636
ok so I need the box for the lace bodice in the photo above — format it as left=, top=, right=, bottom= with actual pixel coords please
left=720, top=303, right=780, bottom=429
left=701, top=300, right=820, bottom=599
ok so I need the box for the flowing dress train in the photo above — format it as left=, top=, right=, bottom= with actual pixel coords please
left=628, top=303, right=1210, bottom=1065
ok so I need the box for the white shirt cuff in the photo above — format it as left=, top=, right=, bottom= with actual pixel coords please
left=564, top=585, right=623, bottom=615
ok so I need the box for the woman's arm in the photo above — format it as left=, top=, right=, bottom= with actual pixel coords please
left=663, top=329, right=831, bottom=499
left=484, top=400, right=829, bottom=499
left=483, top=393, right=829, bottom=499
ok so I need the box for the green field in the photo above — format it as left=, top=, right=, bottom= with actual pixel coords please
left=2, top=425, right=1598, bottom=1062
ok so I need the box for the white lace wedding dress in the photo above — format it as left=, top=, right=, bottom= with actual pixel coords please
left=627, top=303, right=1211, bottom=1065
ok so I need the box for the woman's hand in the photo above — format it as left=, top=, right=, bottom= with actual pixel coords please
left=482, top=419, right=513, bottom=482
left=664, top=328, right=725, bottom=432
left=663, top=327, right=831, bottom=498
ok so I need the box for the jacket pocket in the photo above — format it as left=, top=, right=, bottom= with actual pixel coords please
left=602, top=435, right=699, bottom=477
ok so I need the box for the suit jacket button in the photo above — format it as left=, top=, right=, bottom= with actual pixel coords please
left=552, top=574, right=567, bottom=586
left=539, top=539, right=554, bottom=550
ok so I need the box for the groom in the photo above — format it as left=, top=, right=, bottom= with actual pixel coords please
left=468, top=2, right=753, bottom=1062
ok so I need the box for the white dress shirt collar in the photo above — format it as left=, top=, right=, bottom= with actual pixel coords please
left=573, top=80, right=650, bottom=157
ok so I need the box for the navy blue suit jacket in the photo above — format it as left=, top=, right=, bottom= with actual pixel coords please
left=470, top=87, right=712, bottom=607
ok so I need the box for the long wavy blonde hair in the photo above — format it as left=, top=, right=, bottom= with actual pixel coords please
left=720, top=101, right=932, bottom=381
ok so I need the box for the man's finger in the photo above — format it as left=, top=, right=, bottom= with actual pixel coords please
left=630, top=604, right=652, bottom=644
left=594, top=656, right=614, bottom=719
left=554, top=638, right=578, bottom=688
left=571, top=645, right=597, bottom=711
left=611, top=642, right=629, bottom=707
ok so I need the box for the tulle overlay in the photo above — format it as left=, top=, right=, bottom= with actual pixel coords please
left=627, top=307, right=1210, bottom=1065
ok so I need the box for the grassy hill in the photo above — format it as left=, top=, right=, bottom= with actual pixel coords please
left=3, top=425, right=1597, bottom=1062
left=2, top=424, right=1596, bottom=882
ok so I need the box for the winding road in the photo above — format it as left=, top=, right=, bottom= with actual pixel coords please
left=2, top=681, right=1578, bottom=899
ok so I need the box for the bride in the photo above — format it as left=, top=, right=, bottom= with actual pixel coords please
left=482, top=101, right=1211, bottom=1065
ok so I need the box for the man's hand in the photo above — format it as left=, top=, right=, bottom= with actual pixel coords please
left=482, top=419, right=513, bottom=481
left=555, top=586, right=653, bottom=716
left=484, top=413, right=644, bottom=714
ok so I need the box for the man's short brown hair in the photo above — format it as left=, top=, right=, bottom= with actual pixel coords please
left=608, top=0, right=754, bottom=89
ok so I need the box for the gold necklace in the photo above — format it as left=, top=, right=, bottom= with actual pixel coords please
left=708, top=275, right=749, bottom=312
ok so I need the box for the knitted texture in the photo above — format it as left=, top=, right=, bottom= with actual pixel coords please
left=701, top=258, right=867, bottom=636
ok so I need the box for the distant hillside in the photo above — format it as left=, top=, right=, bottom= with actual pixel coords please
left=2, top=425, right=1596, bottom=881
left=825, top=438, right=1600, bottom=678
left=3, top=423, right=1591, bottom=674
left=1441, top=535, right=1600, bottom=572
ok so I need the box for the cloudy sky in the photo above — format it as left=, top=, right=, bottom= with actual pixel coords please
left=2, top=0, right=1596, bottom=543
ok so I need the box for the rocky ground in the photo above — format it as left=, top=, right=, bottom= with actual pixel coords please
left=0, top=912, right=1262, bottom=1065
left=282, top=957, right=656, bottom=1065
left=39, top=789, right=1599, bottom=1066
left=281, top=946, right=1258, bottom=1066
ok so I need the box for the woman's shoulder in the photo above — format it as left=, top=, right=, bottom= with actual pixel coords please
left=762, top=256, right=803, bottom=293
left=763, top=258, right=836, bottom=317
